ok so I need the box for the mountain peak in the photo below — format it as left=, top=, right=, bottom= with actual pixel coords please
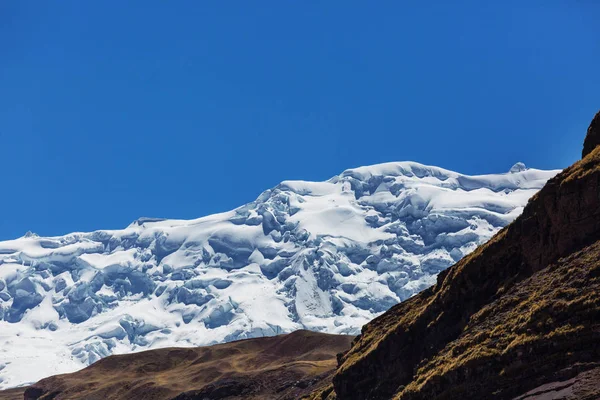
left=129, top=217, right=167, bottom=227
left=582, top=110, right=600, bottom=158
left=509, top=162, right=527, bottom=173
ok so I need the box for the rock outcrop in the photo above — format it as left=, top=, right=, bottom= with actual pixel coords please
left=582, top=110, right=600, bottom=158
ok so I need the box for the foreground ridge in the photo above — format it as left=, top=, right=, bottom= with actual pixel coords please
left=311, top=111, right=600, bottom=399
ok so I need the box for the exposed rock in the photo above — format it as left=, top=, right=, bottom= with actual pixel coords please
left=582, top=110, right=600, bottom=158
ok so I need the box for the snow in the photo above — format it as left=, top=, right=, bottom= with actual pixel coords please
left=0, top=160, right=560, bottom=389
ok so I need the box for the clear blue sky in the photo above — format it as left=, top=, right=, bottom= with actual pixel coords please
left=1, top=1, right=599, bottom=240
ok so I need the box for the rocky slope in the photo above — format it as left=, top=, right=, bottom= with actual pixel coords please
left=2, top=330, right=353, bottom=400
left=309, top=112, right=600, bottom=399
left=0, top=161, right=558, bottom=389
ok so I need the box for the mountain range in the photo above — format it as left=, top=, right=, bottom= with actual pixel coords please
left=3, top=110, right=600, bottom=400
left=0, top=159, right=558, bottom=389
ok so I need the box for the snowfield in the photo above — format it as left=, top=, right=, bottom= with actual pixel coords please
left=0, top=161, right=560, bottom=388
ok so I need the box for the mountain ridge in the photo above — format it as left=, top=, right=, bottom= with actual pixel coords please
left=0, top=160, right=559, bottom=389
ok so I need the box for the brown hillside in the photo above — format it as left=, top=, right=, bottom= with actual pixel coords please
left=312, top=112, right=600, bottom=400
left=0, top=388, right=25, bottom=400
left=8, top=330, right=353, bottom=400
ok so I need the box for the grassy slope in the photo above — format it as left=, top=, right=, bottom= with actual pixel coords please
left=313, top=147, right=600, bottom=399
left=9, top=330, right=353, bottom=400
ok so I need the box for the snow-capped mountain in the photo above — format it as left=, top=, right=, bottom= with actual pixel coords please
left=0, top=161, right=560, bottom=388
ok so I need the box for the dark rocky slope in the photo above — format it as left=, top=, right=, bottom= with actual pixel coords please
left=582, top=110, right=600, bottom=158
left=310, top=111, right=600, bottom=399
left=5, top=331, right=353, bottom=400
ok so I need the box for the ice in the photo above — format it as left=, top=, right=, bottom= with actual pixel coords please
left=509, top=162, right=528, bottom=173
left=0, top=160, right=560, bottom=389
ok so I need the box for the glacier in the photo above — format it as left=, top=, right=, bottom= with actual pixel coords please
left=0, top=161, right=560, bottom=389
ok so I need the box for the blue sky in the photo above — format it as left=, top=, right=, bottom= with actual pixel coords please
left=1, top=1, right=599, bottom=240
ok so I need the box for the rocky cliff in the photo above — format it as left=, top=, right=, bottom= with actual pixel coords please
left=314, top=111, right=600, bottom=400
left=582, top=110, right=600, bottom=158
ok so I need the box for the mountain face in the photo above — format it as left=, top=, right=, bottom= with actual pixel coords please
left=0, top=161, right=558, bottom=389
left=308, top=113, right=600, bottom=400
